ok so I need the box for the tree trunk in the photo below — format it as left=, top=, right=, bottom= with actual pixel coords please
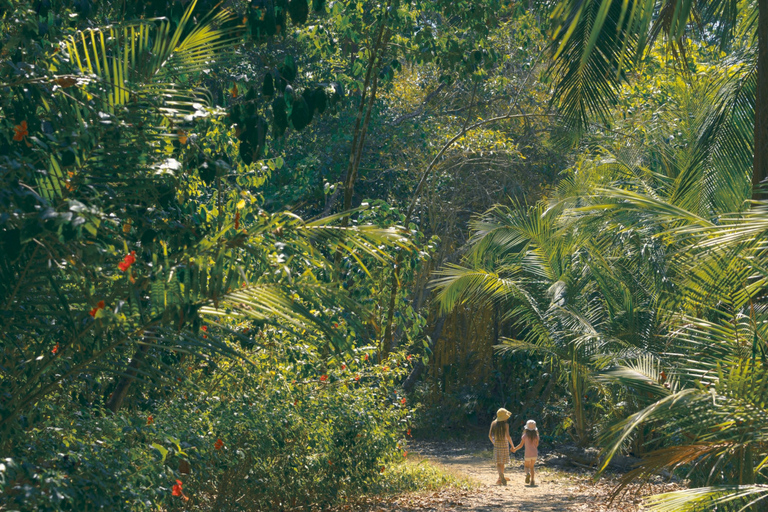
left=402, top=314, right=446, bottom=392
left=105, top=336, right=150, bottom=413
left=753, top=0, right=768, bottom=199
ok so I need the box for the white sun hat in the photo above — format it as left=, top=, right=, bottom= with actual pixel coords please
left=525, top=419, right=537, bottom=431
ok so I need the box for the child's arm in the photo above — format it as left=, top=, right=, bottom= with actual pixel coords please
left=512, top=438, right=524, bottom=452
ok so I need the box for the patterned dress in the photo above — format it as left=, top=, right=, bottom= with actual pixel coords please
left=491, top=421, right=509, bottom=465
left=493, top=439, right=509, bottom=465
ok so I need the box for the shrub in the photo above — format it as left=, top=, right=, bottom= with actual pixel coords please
left=0, top=346, right=413, bottom=511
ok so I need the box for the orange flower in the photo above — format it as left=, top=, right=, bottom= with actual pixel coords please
left=363, top=354, right=369, bottom=361
left=319, top=374, right=328, bottom=382
left=354, top=375, right=360, bottom=381
left=383, top=366, right=389, bottom=372
left=89, top=300, right=106, bottom=318
left=51, top=343, right=59, bottom=355
left=406, top=354, right=412, bottom=361
left=380, top=466, right=385, bottom=473
left=341, top=364, right=346, bottom=370
left=201, top=325, right=207, bottom=332
left=214, top=438, right=224, bottom=450
left=147, top=415, right=154, bottom=425
left=13, top=121, right=28, bottom=142
left=407, top=429, right=411, bottom=437
left=400, top=397, right=406, bottom=405
left=118, top=251, right=136, bottom=272
left=403, top=451, right=407, bottom=458
left=177, top=129, right=188, bottom=145
left=230, top=83, right=238, bottom=98
left=171, top=479, right=183, bottom=497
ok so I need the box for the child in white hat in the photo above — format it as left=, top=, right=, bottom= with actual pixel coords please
left=512, top=419, right=539, bottom=486
left=488, top=408, right=514, bottom=485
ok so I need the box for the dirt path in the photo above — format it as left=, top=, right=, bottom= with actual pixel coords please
left=350, top=440, right=681, bottom=512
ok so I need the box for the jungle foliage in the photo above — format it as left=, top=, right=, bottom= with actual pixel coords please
left=5, top=0, right=768, bottom=510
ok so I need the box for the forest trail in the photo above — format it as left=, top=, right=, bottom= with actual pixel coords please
left=348, top=440, right=681, bottom=512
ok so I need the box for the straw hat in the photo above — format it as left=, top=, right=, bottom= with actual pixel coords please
left=496, top=408, right=511, bottom=422
left=525, top=419, right=537, bottom=431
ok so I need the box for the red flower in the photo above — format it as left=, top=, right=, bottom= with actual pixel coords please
left=380, top=466, right=385, bottom=473
left=406, top=355, right=412, bottom=361
left=354, top=375, right=360, bottom=381
left=364, top=354, right=369, bottom=361
left=13, top=121, right=28, bottom=142
left=147, top=415, right=154, bottom=425
left=333, top=322, right=339, bottom=328
left=319, top=375, right=328, bottom=382
left=341, top=364, right=346, bottom=370
left=171, top=479, right=183, bottom=497
left=214, top=438, right=224, bottom=450
left=201, top=326, right=207, bottom=332
left=51, top=343, right=59, bottom=355
left=403, top=451, right=407, bottom=458
left=234, top=211, right=240, bottom=230
left=400, top=397, right=406, bottom=405
left=118, top=251, right=136, bottom=272
left=89, top=300, right=106, bottom=317
left=383, top=366, right=389, bottom=372
left=407, top=429, right=411, bottom=437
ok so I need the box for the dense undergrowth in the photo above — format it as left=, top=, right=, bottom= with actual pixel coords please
left=2, top=345, right=428, bottom=511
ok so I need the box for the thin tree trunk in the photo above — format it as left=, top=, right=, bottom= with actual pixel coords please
left=753, top=0, right=768, bottom=199
left=341, top=15, right=389, bottom=216
left=402, top=314, right=446, bottom=392
left=105, top=335, right=151, bottom=413
left=345, top=71, right=381, bottom=211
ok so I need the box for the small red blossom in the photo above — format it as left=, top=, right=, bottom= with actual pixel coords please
left=234, top=211, right=240, bottom=230
left=147, top=415, right=154, bottom=425
left=319, top=374, right=328, bottom=382
left=118, top=251, right=136, bottom=272
left=171, top=479, right=183, bottom=497
left=89, top=300, right=106, bottom=317
left=403, top=451, right=407, bottom=458
left=407, top=429, right=411, bottom=437
left=51, top=343, right=60, bottom=355
left=383, top=366, right=389, bottom=372
left=294, top=400, right=297, bottom=406
left=354, top=375, right=360, bottom=381
left=380, top=466, right=385, bottom=473
left=13, top=121, right=28, bottom=142
left=214, top=438, right=224, bottom=450
left=333, top=322, right=339, bottom=328
left=363, top=354, right=369, bottom=361
left=400, top=397, right=406, bottom=405
left=341, top=364, right=346, bottom=370
left=201, top=326, right=207, bottom=332
left=406, top=354, right=412, bottom=361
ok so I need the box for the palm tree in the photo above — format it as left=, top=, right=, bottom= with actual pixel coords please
left=549, top=0, right=768, bottom=199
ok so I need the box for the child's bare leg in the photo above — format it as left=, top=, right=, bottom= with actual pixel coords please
left=529, top=462, right=536, bottom=485
left=496, top=463, right=505, bottom=484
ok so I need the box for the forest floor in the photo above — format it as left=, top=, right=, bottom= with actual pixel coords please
left=342, top=439, right=683, bottom=511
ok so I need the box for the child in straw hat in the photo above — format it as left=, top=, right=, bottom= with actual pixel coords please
left=488, top=408, right=514, bottom=485
left=512, top=419, right=540, bottom=486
